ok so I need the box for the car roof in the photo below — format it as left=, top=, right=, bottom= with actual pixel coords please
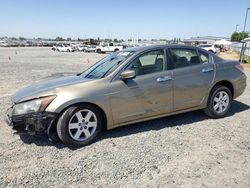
left=198, top=44, right=213, bottom=46
left=123, top=44, right=199, bottom=52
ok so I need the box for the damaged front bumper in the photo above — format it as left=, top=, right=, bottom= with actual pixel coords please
left=5, top=107, right=58, bottom=135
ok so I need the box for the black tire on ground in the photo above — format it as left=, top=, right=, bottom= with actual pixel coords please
left=203, top=85, right=232, bottom=118
left=114, top=48, right=119, bottom=52
left=96, top=49, right=102, bottom=53
left=56, top=104, right=103, bottom=148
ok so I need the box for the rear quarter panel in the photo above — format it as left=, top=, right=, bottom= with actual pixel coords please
left=211, top=59, right=247, bottom=99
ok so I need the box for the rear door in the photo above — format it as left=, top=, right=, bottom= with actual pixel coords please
left=168, top=47, right=215, bottom=111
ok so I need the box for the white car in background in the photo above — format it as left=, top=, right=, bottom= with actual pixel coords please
left=96, top=42, right=124, bottom=53
left=56, top=44, right=74, bottom=52
left=85, top=45, right=97, bottom=52
left=198, top=44, right=218, bottom=54
left=76, top=45, right=87, bottom=52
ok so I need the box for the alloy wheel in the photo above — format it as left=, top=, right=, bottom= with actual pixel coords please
left=68, top=109, right=97, bottom=141
left=213, top=91, right=229, bottom=114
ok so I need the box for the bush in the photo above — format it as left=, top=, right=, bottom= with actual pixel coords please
left=244, top=56, right=250, bottom=64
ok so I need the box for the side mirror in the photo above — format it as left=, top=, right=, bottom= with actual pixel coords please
left=120, top=70, right=136, bottom=80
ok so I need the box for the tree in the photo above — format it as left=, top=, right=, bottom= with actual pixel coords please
left=113, top=38, right=118, bottom=42
left=231, top=32, right=249, bottom=41
left=55, top=37, right=64, bottom=41
left=19, top=37, right=26, bottom=41
left=10, top=37, right=17, bottom=40
left=67, top=37, right=71, bottom=41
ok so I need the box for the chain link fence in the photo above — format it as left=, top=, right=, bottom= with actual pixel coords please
left=231, top=42, right=250, bottom=56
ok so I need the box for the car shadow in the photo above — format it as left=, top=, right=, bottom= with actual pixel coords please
left=18, top=133, right=66, bottom=149
left=98, top=100, right=250, bottom=141
left=18, top=100, right=250, bottom=149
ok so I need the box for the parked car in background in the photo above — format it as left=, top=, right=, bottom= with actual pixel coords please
left=69, top=44, right=79, bottom=52
left=51, top=45, right=57, bottom=51
left=198, top=44, right=218, bottom=53
left=77, top=45, right=87, bottom=52
left=5, top=45, right=246, bottom=148
left=96, top=42, right=124, bottom=53
left=69, top=44, right=87, bottom=52
left=56, top=44, right=74, bottom=52
left=85, top=45, right=97, bottom=52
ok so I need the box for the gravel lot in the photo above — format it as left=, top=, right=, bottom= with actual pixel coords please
left=0, top=47, right=249, bottom=187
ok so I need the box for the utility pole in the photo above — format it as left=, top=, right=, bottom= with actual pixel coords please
left=243, top=8, right=250, bottom=32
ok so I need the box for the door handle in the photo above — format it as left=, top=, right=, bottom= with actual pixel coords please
left=202, top=67, right=214, bottom=73
left=157, top=76, right=172, bottom=82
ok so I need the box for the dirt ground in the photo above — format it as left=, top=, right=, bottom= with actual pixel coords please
left=219, top=51, right=250, bottom=68
left=0, top=47, right=249, bottom=187
left=218, top=51, right=240, bottom=60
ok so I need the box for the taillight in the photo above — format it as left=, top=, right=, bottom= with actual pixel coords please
left=235, top=63, right=245, bottom=73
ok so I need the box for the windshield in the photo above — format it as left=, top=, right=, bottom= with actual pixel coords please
left=83, top=51, right=134, bottom=79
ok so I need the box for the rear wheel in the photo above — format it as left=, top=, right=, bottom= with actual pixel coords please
left=203, top=85, right=232, bottom=118
left=96, top=49, right=102, bottom=53
left=56, top=104, right=103, bottom=148
left=114, top=48, right=119, bottom=52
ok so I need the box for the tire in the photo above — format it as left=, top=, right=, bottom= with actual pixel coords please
left=203, top=85, right=232, bottom=118
left=114, top=48, right=119, bottom=52
left=96, top=49, right=102, bottom=53
left=56, top=104, right=103, bottom=148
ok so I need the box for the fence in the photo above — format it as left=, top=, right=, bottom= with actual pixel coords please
left=231, top=42, right=250, bottom=56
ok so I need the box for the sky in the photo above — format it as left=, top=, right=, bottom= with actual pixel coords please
left=0, top=0, right=249, bottom=40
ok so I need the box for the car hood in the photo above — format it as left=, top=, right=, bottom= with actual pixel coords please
left=11, top=75, right=92, bottom=103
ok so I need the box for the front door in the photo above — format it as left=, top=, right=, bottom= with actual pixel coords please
left=109, top=49, right=173, bottom=125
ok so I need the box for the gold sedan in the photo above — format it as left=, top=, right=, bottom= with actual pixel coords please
left=6, top=45, right=247, bottom=147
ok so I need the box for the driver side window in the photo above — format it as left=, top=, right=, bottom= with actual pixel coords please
left=127, top=50, right=165, bottom=76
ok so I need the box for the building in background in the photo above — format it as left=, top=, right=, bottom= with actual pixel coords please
left=183, top=36, right=230, bottom=46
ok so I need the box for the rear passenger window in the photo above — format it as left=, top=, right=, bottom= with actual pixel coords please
left=170, top=48, right=200, bottom=69
left=199, top=51, right=209, bottom=64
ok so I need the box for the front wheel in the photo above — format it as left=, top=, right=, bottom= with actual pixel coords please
left=56, top=104, right=103, bottom=148
left=203, top=85, right=232, bottom=118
